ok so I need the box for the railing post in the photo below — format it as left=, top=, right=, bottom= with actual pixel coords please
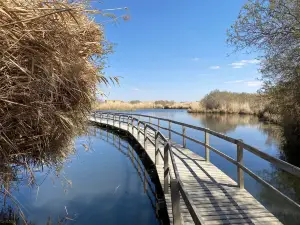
left=168, top=121, right=171, bottom=140
left=158, top=119, right=160, bottom=131
left=131, top=117, right=134, bottom=134
left=119, top=115, right=121, bottom=128
left=182, top=126, right=186, bottom=148
left=107, top=114, right=108, bottom=125
left=237, top=140, right=244, bottom=189
left=138, top=121, right=140, bottom=140
left=205, top=129, right=210, bottom=162
left=113, top=114, right=115, bottom=127
left=127, top=116, right=129, bottom=131
left=149, top=117, right=151, bottom=124
left=164, top=142, right=169, bottom=194
left=171, top=179, right=181, bottom=225
left=155, top=131, right=161, bottom=165
left=144, top=125, right=147, bottom=151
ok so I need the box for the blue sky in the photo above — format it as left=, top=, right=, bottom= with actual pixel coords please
left=95, top=0, right=261, bottom=101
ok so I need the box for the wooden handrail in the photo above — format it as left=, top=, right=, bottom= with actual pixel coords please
left=93, top=111, right=300, bottom=214
left=95, top=111, right=300, bottom=178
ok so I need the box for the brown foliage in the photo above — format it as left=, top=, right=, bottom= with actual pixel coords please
left=0, top=0, right=108, bottom=160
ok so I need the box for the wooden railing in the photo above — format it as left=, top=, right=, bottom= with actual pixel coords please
left=92, top=111, right=300, bottom=225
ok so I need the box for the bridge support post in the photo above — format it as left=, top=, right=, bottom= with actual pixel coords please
left=164, top=142, right=169, bottom=194
left=182, top=126, right=186, bottom=148
left=155, top=131, right=161, bottom=165
left=171, top=179, right=181, bottom=225
left=205, top=130, right=210, bottom=162
left=237, top=140, right=244, bottom=189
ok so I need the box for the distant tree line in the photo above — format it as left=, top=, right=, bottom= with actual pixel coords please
left=129, top=100, right=141, bottom=104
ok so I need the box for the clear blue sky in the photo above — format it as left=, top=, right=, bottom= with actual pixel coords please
left=95, top=0, right=261, bottom=102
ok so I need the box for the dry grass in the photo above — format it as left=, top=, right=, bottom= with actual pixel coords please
left=94, top=100, right=194, bottom=110
left=188, top=90, right=281, bottom=123
left=0, top=0, right=118, bottom=165
left=188, top=90, right=266, bottom=114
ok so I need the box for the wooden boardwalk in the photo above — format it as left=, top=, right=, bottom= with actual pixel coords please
left=90, top=116, right=283, bottom=225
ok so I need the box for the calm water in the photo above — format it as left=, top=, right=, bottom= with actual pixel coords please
left=0, top=127, right=163, bottom=225
left=1, top=109, right=300, bottom=224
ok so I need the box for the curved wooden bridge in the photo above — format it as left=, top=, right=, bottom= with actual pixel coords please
left=90, top=112, right=300, bottom=225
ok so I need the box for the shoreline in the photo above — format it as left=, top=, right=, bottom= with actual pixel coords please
left=187, top=109, right=281, bottom=124
left=94, top=107, right=281, bottom=125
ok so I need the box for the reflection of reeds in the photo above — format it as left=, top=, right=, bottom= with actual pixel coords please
left=0, top=142, right=75, bottom=225
left=0, top=206, right=18, bottom=224
left=190, top=113, right=259, bottom=133
left=190, top=113, right=284, bottom=147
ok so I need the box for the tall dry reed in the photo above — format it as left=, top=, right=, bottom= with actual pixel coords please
left=0, top=0, right=122, bottom=164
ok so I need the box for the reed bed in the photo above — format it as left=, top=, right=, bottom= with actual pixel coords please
left=0, top=0, right=112, bottom=163
left=188, top=90, right=266, bottom=114
left=187, top=90, right=281, bottom=123
left=94, top=100, right=193, bottom=111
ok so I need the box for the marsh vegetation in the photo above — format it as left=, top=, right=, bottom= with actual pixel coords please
left=94, top=100, right=193, bottom=110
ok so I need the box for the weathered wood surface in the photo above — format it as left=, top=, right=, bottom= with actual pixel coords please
left=90, top=117, right=282, bottom=225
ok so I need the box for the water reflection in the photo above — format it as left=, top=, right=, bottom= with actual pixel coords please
left=189, top=113, right=284, bottom=151
left=0, top=126, right=164, bottom=225
left=0, top=140, right=75, bottom=224
left=96, top=126, right=168, bottom=224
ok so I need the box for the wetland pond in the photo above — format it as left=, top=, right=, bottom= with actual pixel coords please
left=1, top=109, right=300, bottom=224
